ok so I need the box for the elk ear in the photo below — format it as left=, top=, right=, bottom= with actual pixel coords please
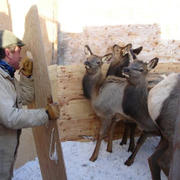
left=84, top=45, right=93, bottom=57
left=133, top=46, right=143, bottom=55
left=147, top=57, right=159, bottom=71
left=112, top=44, right=121, bottom=52
left=122, top=43, right=132, bottom=56
left=102, top=53, right=113, bottom=63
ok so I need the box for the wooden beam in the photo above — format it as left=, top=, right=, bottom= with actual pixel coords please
left=23, top=5, right=66, bottom=180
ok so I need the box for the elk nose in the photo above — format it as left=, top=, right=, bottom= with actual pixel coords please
left=123, top=67, right=130, bottom=73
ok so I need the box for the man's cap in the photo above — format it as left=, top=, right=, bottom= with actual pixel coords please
left=0, top=30, right=25, bottom=48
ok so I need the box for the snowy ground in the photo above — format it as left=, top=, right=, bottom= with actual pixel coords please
left=13, top=137, right=167, bottom=180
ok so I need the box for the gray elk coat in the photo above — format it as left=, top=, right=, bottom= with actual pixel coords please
left=0, top=67, right=49, bottom=180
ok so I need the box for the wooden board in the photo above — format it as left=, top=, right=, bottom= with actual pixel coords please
left=23, top=5, right=66, bottom=180
left=0, top=0, right=12, bottom=30
left=48, top=62, right=180, bottom=142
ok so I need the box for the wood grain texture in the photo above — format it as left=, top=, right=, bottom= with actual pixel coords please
left=23, top=5, right=66, bottom=180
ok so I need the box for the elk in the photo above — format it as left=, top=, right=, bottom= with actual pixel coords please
left=120, top=56, right=161, bottom=166
left=122, top=54, right=180, bottom=179
left=106, top=43, right=143, bottom=152
left=169, top=104, right=180, bottom=180
left=123, top=56, right=160, bottom=166
left=147, top=72, right=180, bottom=180
left=82, top=45, right=134, bottom=161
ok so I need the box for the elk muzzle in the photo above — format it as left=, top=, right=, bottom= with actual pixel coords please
left=122, top=67, right=130, bottom=78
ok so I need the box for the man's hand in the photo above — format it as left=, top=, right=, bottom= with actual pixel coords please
left=46, top=102, right=60, bottom=120
left=19, top=57, right=33, bottom=77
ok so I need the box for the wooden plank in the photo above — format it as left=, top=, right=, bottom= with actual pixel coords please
left=50, top=62, right=180, bottom=142
left=37, top=0, right=59, bottom=65
left=23, top=5, right=66, bottom=180
left=0, top=0, right=12, bottom=30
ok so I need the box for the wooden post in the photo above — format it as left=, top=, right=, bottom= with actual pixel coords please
left=22, top=5, right=67, bottom=180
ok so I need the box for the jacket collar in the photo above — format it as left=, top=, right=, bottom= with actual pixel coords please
left=0, top=65, right=13, bottom=79
left=0, top=59, right=15, bottom=78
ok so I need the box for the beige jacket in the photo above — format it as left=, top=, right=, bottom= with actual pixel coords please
left=0, top=68, right=49, bottom=180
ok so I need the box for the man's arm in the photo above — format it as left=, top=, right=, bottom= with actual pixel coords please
left=0, top=82, right=49, bottom=129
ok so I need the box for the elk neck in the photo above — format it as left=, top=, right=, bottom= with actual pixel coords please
left=91, top=71, right=105, bottom=100
left=122, top=78, right=159, bottom=132
left=83, top=70, right=104, bottom=100
left=106, top=55, right=130, bottom=78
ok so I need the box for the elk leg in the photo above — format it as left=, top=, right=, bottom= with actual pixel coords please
left=128, top=123, right=137, bottom=152
left=155, top=137, right=163, bottom=149
left=124, top=131, right=148, bottom=166
left=107, top=121, right=117, bottom=153
left=148, top=138, right=168, bottom=180
left=89, top=134, right=103, bottom=162
left=120, top=122, right=129, bottom=145
left=169, top=144, right=180, bottom=180
left=158, top=145, right=172, bottom=177
left=89, top=118, right=111, bottom=162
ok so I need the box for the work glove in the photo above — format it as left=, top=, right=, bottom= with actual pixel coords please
left=46, top=102, right=60, bottom=120
left=19, top=57, right=33, bottom=77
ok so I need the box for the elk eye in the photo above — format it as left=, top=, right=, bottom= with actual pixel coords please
left=97, top=61, right=101, bottom=65
left=139, top=69, right=144, bottom=72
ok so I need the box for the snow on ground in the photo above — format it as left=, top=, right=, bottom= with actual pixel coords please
left=13, top=137, right=167, bottom=180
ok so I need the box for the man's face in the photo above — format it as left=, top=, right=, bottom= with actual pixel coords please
left=5, top=46, right=22, bottom=70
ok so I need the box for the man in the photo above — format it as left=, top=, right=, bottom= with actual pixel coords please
left=0, top=30, right=60, bottom=180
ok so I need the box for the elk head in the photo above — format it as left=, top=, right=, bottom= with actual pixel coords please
left=84, top=45, right=112, bottom=75
left=112, top=43, right=142, bottom=60
left=123, top=57, right=159, bottom=85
